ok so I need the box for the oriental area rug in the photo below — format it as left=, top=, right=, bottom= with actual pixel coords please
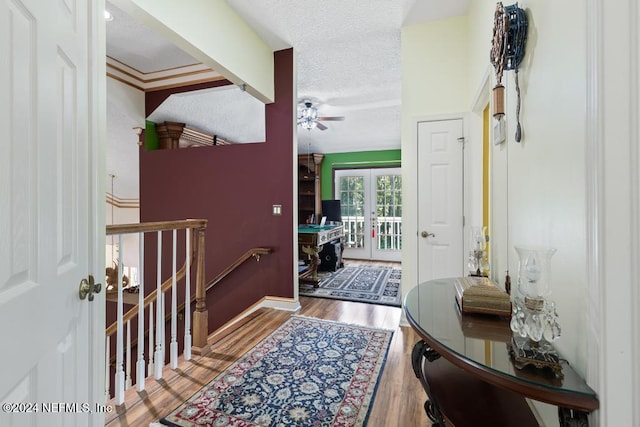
left=299, top=264, right=402, bottom=307
left=160, top=316, right=393, bottom=427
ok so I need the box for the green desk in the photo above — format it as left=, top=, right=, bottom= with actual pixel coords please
left=298, top=224, right=344, bottom=286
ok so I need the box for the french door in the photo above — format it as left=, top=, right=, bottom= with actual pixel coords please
left=335, top=168, right=402, bottom=261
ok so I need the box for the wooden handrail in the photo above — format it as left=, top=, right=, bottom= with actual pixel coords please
left=106, top=219, right=208, bottom=236
left=174, top=247, right=272, bottom=316
left=206, top=247, right=272, bottom=291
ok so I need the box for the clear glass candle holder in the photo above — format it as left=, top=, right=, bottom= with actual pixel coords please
left=515, top=246, right=556, bottom=307
left=468, top=226, right=489, bottom=276
left=510, top=246, right=561, bottom=343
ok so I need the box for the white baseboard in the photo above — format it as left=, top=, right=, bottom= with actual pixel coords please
left=257, top=296, right=302, bottom=312
left=209, top=296, right=301, bottom=341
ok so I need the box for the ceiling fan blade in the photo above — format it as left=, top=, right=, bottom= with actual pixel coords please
left=317, top=116, right=345, bottom=121
left=316, top=122, right=328, bottom=131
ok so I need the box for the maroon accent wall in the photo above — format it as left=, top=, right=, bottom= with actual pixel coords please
left=139, top=49, right=295, bottom=333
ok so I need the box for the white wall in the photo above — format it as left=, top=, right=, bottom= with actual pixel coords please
left=401, top=15, right=469, bottom=300
left=472, top=0, right=589, bottom=371
left=402, top=1, right=639, bottom=425
left=106, top=76, right=143, bottom=269
left=403, top=0, right=588, bottom=360
left=105, top=204, right=140, bottom=269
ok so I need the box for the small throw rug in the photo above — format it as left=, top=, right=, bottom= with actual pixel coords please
left=160, top=316, right=393, bottom=427
left=300, top=264, right=402, bottom=307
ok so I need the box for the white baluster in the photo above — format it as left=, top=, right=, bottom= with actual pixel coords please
left=148, top=301, right=154, bottom=375
left=137, top=231, right=146, bottom=391
left=170, top=229, right=178, bottom=369
left=125, top=319, right=132, bottom=388
left=105, top=335, right=111, bottom=401
left=155, top=230, right=164, bottom=379
left=184, top=229, right=192, bottom=361
left=161, top=289, right=165, bottom=365
left=154, top=231, right=164, bottom=380
left=115, top=234, right=125, bottom=405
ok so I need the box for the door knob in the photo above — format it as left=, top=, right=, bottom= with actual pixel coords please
left=79, top=275, right=102, bottom=301
left=421, top=231, right=436, bottom=238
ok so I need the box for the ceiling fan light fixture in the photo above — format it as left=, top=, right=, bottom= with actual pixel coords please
left=300, top=117, right=317, bottom=130
left=297, top=99, right=344, bottom=131
left=299, top=103, right=318, bottom=130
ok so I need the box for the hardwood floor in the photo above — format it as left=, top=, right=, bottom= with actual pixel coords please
left=105, top=262, right=430, bottom=427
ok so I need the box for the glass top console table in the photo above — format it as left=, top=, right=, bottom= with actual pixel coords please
left=404, top=278, right=598, bottom=427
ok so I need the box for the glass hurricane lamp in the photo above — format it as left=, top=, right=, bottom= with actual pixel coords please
left=510, top=246, right=561, bottom=343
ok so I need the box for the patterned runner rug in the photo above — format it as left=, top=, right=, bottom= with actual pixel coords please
left=300, top=264, right=402, bottom=307
left=160, top=316, right=393, bottom=427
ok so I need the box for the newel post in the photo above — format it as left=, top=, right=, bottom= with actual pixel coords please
left=191, top=226, right=210, bottom=355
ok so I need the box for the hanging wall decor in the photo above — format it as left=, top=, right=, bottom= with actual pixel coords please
left=490, top=2, right=528, bottom=142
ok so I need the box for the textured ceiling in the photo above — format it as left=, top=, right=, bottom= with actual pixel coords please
left=105, top=0, right=470, bottom=199
left=227, top=0, right=407, bottom=155
left=106, top=1, right=200, bottom=73
left=148, top=86, right=266, bottom=143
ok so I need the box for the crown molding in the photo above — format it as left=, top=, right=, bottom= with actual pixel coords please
left=106, top=56, right=225, bottom=92
left=106, top=193, right=140, bottom=209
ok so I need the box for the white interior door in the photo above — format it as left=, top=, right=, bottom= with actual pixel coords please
left=417, top=119, right=464, bottom=283
left=0, top=1, right=104, bottom=425
left=335, top=168, right=402, bottom=261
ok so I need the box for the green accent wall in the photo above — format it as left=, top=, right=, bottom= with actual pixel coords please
left=320, top=149, right=401, bottom=199
left=145, top=120, right=159, bottom=150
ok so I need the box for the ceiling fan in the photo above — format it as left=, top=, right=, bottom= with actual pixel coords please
left=297, top=100, right=345, bottom=131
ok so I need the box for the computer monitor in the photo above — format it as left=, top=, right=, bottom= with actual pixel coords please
left=321, top=199, right=342, bottom=223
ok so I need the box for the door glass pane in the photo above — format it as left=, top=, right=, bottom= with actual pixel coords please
left=376, top=174, right=402, bottom=251
left=339, top=176, right=365, bottom=248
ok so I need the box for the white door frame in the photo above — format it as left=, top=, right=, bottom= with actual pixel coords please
left=88, top=0, right=108, bottom=418
left=334, top=167, right=402, bottom=261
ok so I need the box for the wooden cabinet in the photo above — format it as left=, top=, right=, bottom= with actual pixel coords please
left=298, top=153, right=323, bottom=224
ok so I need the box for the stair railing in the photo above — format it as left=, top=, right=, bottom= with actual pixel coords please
left=166, top=247, right=273, bottom=329
left=206, top=247, right=272, bottom=291
left=104, top=219, right=207, bottom=405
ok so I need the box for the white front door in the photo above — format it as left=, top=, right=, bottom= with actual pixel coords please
left=335, top=168, right=402, bottom=262
left=0, top=1, right=105, bottom=425
left=417, top=119, right=464, bottom=283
